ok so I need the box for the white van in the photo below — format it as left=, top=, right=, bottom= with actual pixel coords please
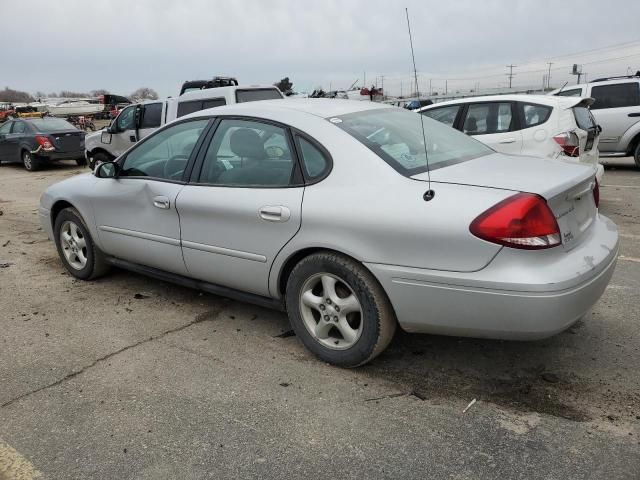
left=85, top=85, right=283, bottom=168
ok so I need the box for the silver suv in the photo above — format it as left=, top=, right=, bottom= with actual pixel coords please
left=550, top=74, right=640, bottom=167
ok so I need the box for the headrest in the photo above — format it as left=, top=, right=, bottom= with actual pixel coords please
left=230, top=128, right=264, bottom=159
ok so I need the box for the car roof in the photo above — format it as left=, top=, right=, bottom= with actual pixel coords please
left=419, top=94, right=592, bottom=111
left=183, top=98, right=393, bottom=120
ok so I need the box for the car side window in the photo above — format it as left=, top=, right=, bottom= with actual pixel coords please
left=12, top=122, right=27, bottom=134
left=116, top=105, right=136, bottom=131
left=120, top=119, right=209, bottom=181
left=0, top=122, right=12, bottom=134
left=522, top=103, right=552, bottom=128
left=296, top=136, right=329, bottom=179
left=140, top=103, right=162, bottom=129
left=591, top=83, right=640, bottom=109
left=421, top=105, right=461, bottom=127
left=463, top=103, right=513, bottom=135
left=556, top=88, right=583, bottom=97
left=198, top=119, right=295, bottom=187
left=177, top=98, right=226, bottom=118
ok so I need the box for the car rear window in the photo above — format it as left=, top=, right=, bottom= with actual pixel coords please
left=573, top=107, right=596, bottom=130
left=29, top=118, right=76, bottom=131
left=591, top=82, right=640, bottom=109
left=332, top=108, right=492, bottom=176
left=235, top=89, right=282, bottom=103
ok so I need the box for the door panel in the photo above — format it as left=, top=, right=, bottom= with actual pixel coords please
left=91, top=179, right=186, bottom=274
left=177, top=186, right=303, bottom=296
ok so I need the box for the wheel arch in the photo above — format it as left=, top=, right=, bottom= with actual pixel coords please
left=50, top=200, right=75, bottom=227
left=87, top=147, right=115, bottom=160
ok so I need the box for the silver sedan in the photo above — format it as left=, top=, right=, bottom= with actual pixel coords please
left=39, top=99, right=619, bottom=367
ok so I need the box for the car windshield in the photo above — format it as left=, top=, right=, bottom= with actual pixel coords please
left=332, top=108, right=493, bottom=175
left=29, top=118, right=76, bottom=132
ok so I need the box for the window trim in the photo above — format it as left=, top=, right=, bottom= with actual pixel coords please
left=459, top=101, right=518, bottom=135
left=188, top=115, right=305, bottom=189
left=116, top=116, right=215, bottom=185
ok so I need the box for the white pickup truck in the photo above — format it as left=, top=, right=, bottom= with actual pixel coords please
left=84, top=85, right=283, bottom=168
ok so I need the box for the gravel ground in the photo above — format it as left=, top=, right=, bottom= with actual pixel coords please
left=0, top=157, right=638, bottom=479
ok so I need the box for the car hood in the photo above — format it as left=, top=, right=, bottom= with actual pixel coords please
left=412, top=152, right=597, bottom=200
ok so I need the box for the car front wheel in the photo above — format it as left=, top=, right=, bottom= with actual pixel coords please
left=54, top=207, right=109, bottom=280
left=285, top=252, right=396, bottom=367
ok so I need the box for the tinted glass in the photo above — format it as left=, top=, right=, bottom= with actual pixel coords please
left=522, top=103, right=552, bottom=127
left=12, top=122, right=27, bottom=134
left=556, top=88, right=583, bottom=97
left=199, top=119, right=294, bottom=186
left=29, top=118, right=76, bottom=132
left=177, top=100, right=203, bottom=118
left=591, top=83, right=640, bottom=109
left=202, top=98, right=226, bottom=110
left=116, top=105, right=136, bottom=130
left=0, top=122, right=12, bottom=134
left=573, top=107, right=596, bottom=130
left=421, top=105, right=460, bottom=127
left=235, top=89, right=282, bottom=103
left=463, top=103, right=512, bottom=135
left=140, top=103, right=162, bottom=129
left=297, top=137, right=328, bottom=178
left=121, top=120, right=208, bottom=180
left=334, top=108, right=492, bottom=175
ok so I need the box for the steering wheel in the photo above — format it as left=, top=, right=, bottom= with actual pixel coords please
left=164, top=155, right=190, bottom=180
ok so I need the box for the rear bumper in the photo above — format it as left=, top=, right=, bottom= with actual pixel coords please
left=366, top=214, right=618, bottom=340
left=38, top=150, right=84, bottom=161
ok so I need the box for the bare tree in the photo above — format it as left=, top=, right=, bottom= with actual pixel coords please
left=130, top=87, right=159, bottom=102
left=0, top=87, right=35, bottom=103
left=90, top=89, right=110, bottom=97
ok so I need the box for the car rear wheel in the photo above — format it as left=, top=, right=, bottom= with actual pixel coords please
left=285, top=252, right=396, bottom=367
left=22, top=150, right=41, bottom=171
left=54, top=207, right=109, bottom=280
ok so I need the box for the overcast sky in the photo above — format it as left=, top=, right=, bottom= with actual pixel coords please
left=2, top=0, right=640, bottom=98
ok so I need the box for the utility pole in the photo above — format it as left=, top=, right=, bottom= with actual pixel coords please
left=400, top=80, right=403, bottom=98
left=363, top=72, right=366, bottom=87
left=506, top=64, right=516, bottom=89
left=429, top=78, right=432, bottom=96
left=379, top=75, right=385, bottom=95
left=546, top=62, right=553, bottom=89
left=445, top=79, right=448, bottom=95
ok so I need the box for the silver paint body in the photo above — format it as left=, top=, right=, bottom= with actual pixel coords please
left=39, top=99, right=619, bottom=340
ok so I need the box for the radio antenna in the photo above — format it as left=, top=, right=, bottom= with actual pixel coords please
left=405, top=7, right=434, bottom=201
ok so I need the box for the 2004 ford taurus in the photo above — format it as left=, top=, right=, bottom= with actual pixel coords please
left=39, top=99, right=619, bottom=367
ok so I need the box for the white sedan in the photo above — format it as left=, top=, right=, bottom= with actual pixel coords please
left=418, top=95, right=604, bottom=183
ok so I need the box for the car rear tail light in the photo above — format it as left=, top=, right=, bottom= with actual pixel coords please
left=35, top=135, right=55, bottom=152
left=470, top=193, right=561, bottom=250
left=593, top=179, right=600, bottom=208
left=553, top=131, right=580, bottom=157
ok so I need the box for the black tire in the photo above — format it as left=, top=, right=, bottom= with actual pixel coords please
left=22, top=150, right=41, bottom=171
left=285, top=252, right=396, bottom=367
left=53, top=207, right=109, bottom=280
left=634, top=142, right=640, bottom=169
left=75, top=157, right=88, bottom=166
left=90, top=151, right=112, bottom=170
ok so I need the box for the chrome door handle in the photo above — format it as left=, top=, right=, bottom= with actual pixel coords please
left=259, top=205, right=291, bottom=222
left=153, top=196, right=170, bottom=209
left=499, top=138, right=516, bottom=144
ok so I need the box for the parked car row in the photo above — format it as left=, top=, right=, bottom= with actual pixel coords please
left=39, top=99, right=618, bottom=367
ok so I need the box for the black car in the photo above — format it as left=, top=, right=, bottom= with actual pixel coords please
left=0, top=117, right=86, bottom=171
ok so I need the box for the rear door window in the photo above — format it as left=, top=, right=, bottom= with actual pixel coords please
left=140, top=103, right=163, bottom=128
left=0, top=122, right=13, bottom=134
left=235, top=89, right=282, bottom=103
left=12, top=122, right=27, bottom=134
left=420, top=105, right=461, bottom=127
left=296, top=136, right=330, bottom=179
left=522, top=103, right=552, bottom=128
left=591, top=82, right=640, bottom=109
left=463, top=103, right=513, bottom=135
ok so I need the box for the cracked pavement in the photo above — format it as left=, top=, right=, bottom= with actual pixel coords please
left=0, top=160, right=639, bottom=479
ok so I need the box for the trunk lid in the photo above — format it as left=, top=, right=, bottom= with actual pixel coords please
left=48, top=130, right=85, bottom=152
left=413, top=152, right=598, bottom=250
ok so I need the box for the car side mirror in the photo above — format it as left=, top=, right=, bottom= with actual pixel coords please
left=101, top=130, right=113, bottom=144
left=95, top=161, right=118, bottom=178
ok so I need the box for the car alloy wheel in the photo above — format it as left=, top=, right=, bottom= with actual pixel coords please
left=22, top=151, right=33, bottom=171
left=59, top=220, right=88, bottom=270
left=299, top=272, right=363, bottom=350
